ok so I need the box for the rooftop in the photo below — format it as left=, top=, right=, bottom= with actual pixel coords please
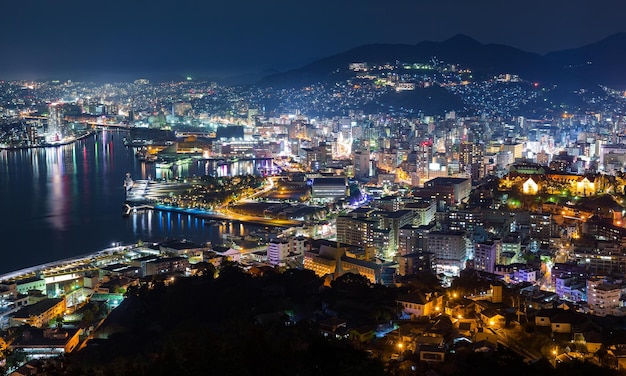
left=426, top=177, right=470, bottom=186
left=13, top=328, right=80, bottom=348
left=11, top=298, right=64, bottom=319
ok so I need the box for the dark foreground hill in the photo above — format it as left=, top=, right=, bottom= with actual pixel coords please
left=19, top=266, right=625, bottom=376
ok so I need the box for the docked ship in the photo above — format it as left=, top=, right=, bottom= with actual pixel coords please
left=123, top=173, right=134, bottom=192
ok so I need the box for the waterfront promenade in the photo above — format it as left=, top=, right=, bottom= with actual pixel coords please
left=0, top=245, right=128, bottom=283
left=0, top=130, right=95, bottom=150
left=125, top=176, right=302, bottom=227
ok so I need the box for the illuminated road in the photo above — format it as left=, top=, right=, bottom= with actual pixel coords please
left=202, top=209, right=302, bottom=227
left=211, top=176, right=302, bottom=226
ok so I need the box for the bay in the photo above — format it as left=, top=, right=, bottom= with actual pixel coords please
left=0, top=130, right=266, bottom=275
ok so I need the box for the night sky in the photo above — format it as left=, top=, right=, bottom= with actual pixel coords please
left=1, top=0, right=624, bottom=81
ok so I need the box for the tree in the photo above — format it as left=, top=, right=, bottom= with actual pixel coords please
left=332, top=272, right=371, bottom=289
left=55, top=314, right=64, bottom=328
left=4, top=348, right=26, bottom=371
left=82, top=309, right=95, bottom=324
left=193, top=262, right=216, bottom=279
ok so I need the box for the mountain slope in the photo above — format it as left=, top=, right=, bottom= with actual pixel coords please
left=545, top=32, right=626, bottom=90
left=260, top=34, right=593, bottom=90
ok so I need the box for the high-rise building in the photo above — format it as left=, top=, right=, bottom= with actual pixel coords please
left=299, top=145, right=330, bottom=171
left=437, top=208, right=483, bottom=232
left=473, top=240, right=500, bottom=274
left=336, top=213, right=377, bottom=249
left=426, top=230, right=468, bottom=276
left=374, top=210, right=415, bottom=257
left=397, top=223, right=436, bottom=256
left=496, top=151, right=514, bottom=170
left=26, top=125, right=38, bottom=146
left=353, top=149, right=370, bottom=179
left=459, top=141, right=485, bottom=181
left=47, top=104, right=64, bottom=141
left=415, top=140, right=433, bottom=183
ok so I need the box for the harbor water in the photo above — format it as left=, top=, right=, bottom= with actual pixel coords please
left=0, top=130, right=268, bottom=275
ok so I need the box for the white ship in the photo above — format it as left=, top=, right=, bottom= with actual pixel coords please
left=124, top=173, right=134, bottom=191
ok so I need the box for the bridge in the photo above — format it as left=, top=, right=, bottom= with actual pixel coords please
left=20, top=114, right=130, bottom=129
left=88, top=122, right=130, bottom=129
left=123, top=203, right=154, bottom=216
left=175, top=130, right=216, bottom=138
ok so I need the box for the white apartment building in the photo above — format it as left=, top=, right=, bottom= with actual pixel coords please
left=267, top=237, right=306, bottom=266
left=587, top=278, right=621, bottom=316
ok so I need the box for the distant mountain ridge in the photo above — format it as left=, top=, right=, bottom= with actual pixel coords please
left=545, top=32, right=626, bottom=90
left=260, top=33, right=626, bottom=90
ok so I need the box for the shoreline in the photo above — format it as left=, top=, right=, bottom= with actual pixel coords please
left=0, top=245, right=131, bottom=283
left=0, top=130, right=97, bottom=150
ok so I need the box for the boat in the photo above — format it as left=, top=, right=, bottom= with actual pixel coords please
left=244, top=234, right=262, bottom=242
left=124, top=138, right=153, bottom=147
left=222, top=233, right=243, bottom=242
left=123, top=173, right=134, bottom=191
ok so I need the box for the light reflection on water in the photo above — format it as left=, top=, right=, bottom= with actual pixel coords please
left=0, top=130, right=270, bottom=274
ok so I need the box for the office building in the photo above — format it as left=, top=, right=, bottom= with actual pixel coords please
left=426, top=231, right=467, bottom=276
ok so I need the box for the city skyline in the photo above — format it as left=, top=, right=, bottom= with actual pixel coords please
left=1, top=0, right=625, bottom=81
left=3, top=3, right=626, bottom=373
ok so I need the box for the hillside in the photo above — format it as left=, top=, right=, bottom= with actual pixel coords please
left=545, top=32, right=626, bottom=90
left=260, top=34, right=595, bottom=91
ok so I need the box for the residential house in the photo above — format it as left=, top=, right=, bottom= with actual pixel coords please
left=479, top=308, right=505, bottom=327
left=319, top=317, right=348, bottom=339
left=419, top=344, right=446, bottom=363
left=398, top=292, right=443, bottom=319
